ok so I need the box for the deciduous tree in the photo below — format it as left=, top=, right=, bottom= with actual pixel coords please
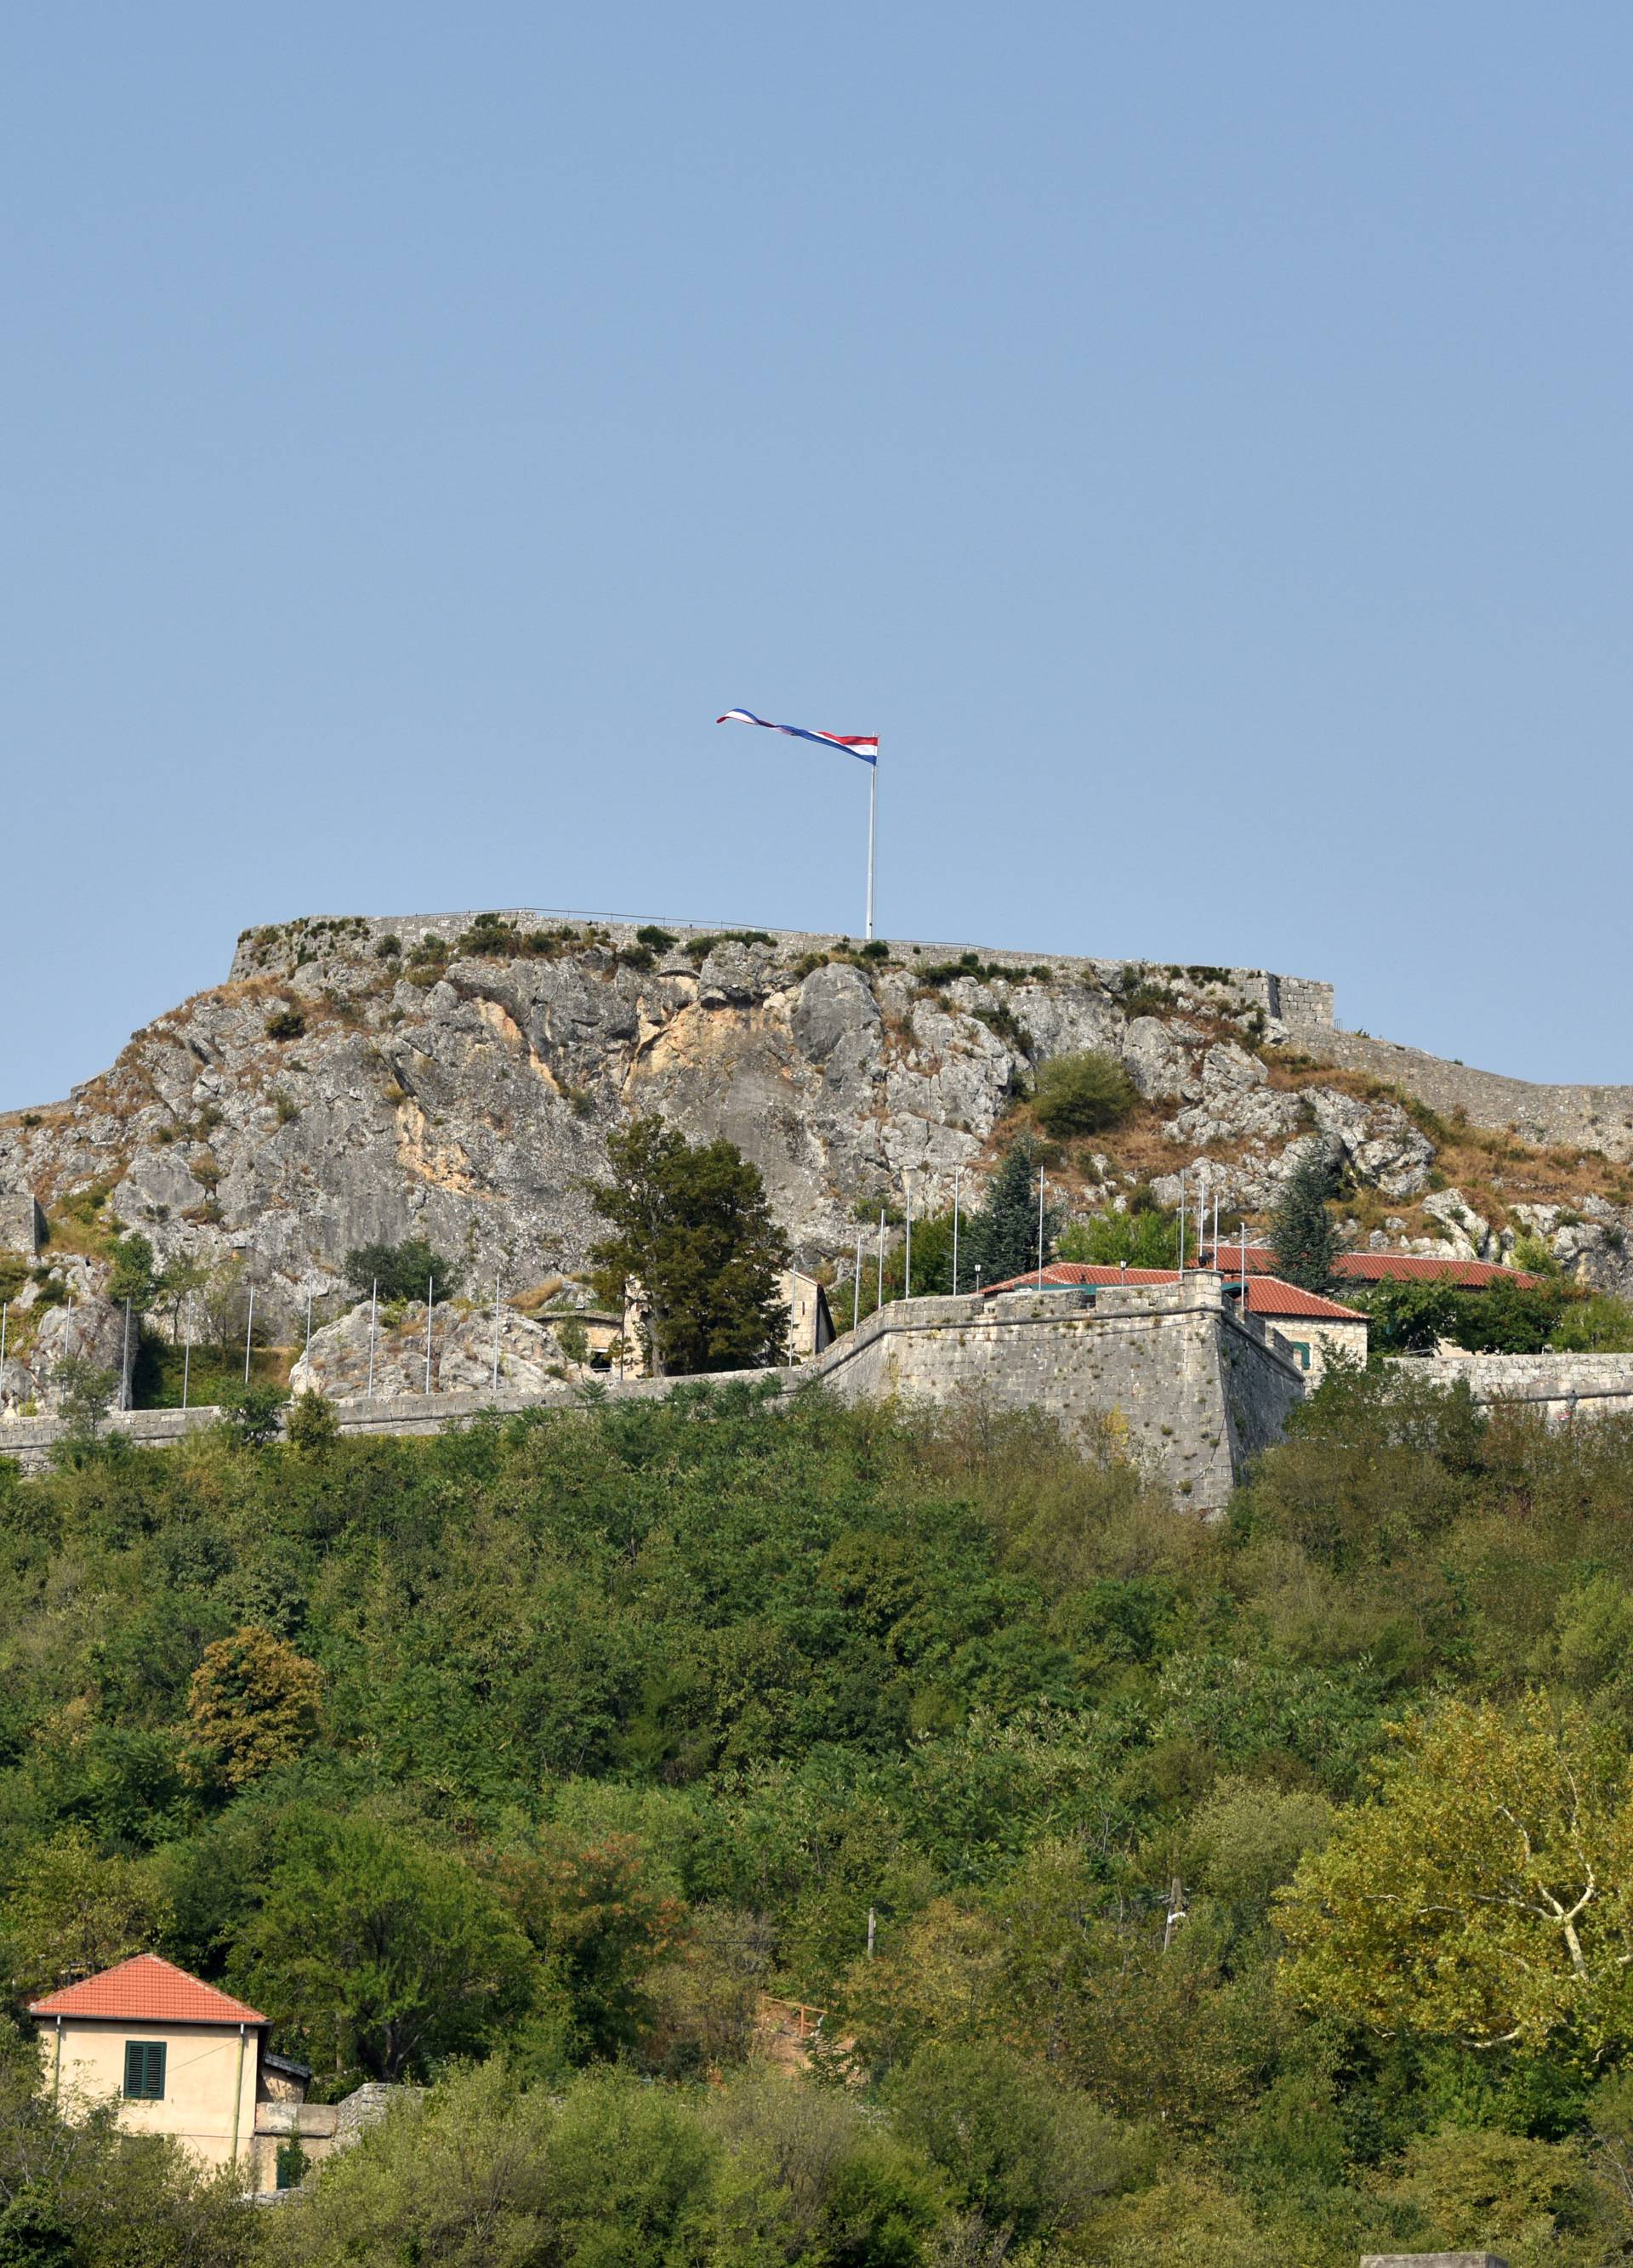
left=587, top=1119, right=788, bottom=1375
left=1277, top=1694, right=1633, bottom=2054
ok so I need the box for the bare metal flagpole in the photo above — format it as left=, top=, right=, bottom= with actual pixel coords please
left=865, top=755, right=878, bottom=941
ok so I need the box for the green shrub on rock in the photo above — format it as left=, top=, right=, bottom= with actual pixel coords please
left=1033, top=1050, right=1139, bottom=1137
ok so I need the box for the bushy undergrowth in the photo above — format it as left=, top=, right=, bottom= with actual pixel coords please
left=6, top=1378, right=1633, bottom=2259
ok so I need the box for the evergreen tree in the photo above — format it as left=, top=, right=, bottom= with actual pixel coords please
left=967, top=1139, right=1063, bottom=1287
left=1270, top=1146, right=1341, bottom=1292
left=587, top=1117, right=790, bottom=1374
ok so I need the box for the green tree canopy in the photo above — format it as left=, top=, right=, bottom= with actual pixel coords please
left=1269, top=1146, right=1341, bottom=1292
left=587, top=1119, right=789, bottom=1374
left=227, top=1811, right=537, bottom=2083
left=342, top=1237, right=462, bottom=1305
left=965, top=1139, right=1062, bottom=1287
left=1277, top=1694, right=1633, bottom=2055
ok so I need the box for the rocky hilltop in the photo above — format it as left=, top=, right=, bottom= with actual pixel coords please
left=3, top=910, right=1632, bottom=1358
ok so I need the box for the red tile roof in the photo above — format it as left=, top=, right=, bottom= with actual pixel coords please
left=1238, top=1276, right=1366, bottom=1321
left=977, top=1263, right=1175, bottom=1293
left=1204, top=1243, right=1540, bottom=1290
left=975, top=1263, right=1364, bottom=1320
left=30, top=1954, right=265, bottom=2026
left=1334, top=1253, right=1541, bottom=1287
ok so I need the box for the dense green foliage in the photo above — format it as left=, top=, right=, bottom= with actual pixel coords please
left=1058, top=1206, right=1181, bottom=1270
left=588, top=1119, right=790, bottom=1374
left=12, top=1374, right=1633, bottom=2257
left=1359, top=1272, right=1633, bottom=1354
left=342, top=1237, right=462, bottom=1305
left=964, top=1137, right=1063, bottom=1287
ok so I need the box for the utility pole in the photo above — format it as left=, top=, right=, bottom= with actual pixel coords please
left=952, top=1164, right=961, bottom=1294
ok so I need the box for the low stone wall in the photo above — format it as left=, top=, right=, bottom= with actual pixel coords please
left=1387, top=1351, right=1633, bottom=1416
left=0, top=1279, right=1307, bottom=1511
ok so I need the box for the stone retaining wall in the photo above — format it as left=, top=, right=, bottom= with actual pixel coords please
left=1386, top=1351, right=1633, bottom=1415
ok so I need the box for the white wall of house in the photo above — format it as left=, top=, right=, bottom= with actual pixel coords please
left=38, top=2017, right=259, bottom=2171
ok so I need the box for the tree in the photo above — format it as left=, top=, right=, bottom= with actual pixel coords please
left=197, top=1255, right=252, bottom=1362
left=496, top=1833, right=685, bottom=2059
left=1058, top=1208, right=1180, bottom=1270
left=0, top=1827, right=174, bottom=2003
left=886, top=2039, right=1124, bottom=2241
left=187, top=1629, right=321, bottom=1789
left=1276, top=1694, right=1633, bottom=2054
left=342, top=1237, right=462, bottom=1305
left=964, top=1139, right=1061, bottom=1287
left=152, top=1252, right=209, bottom=1339
left=1032, top=1050, right=1138, bottom=1138
left=587, top=1119, right=789, bottom=1375
left=227, top=1812, right=536, bottom=2083
left=1269, top=1146, right=1340, bottom=1293
left=284, top=1390, right=339, bottom=1454
left=104, top=1233, right=157, bottom=1312
left=50, top=1359, right=116, bottom=1436
left=217, top=1384, right=287, bottom=1449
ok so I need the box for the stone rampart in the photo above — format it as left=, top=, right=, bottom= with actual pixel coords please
left=228, top=909, right=1335, bottom=1029
left=1386, top=1350, right=1633, bottom=1416
left=0, top=1278, right=1306, bottom=1510
left=1296, top=1028, right=1633, bottom=1162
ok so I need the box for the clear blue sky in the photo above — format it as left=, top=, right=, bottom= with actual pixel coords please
left=4, top=4, right=1630, bottom=1108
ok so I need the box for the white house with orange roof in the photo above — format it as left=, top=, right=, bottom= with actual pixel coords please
left=31, top=1954, right=267, bottom=2173
left=29, top=1953, right=398, bottom=2189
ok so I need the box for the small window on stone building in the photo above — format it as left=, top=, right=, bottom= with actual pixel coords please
left=1290, top=1341, right=1311, bottom=1371
left=123, top=2041, right=166, bottom=2099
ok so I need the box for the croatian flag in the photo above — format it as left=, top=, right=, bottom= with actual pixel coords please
left=717, top=709, right=879, bottom=765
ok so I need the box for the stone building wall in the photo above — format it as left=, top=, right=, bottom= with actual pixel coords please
left=0, top=1189, right=43, bottom=1257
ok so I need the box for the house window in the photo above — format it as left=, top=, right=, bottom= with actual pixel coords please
left=123, top=2041, right=166, bottom=2100
left=1290, top=1341, right=1312, bottom=1371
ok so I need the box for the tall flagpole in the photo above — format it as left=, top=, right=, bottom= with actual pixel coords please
left=865, top=757, right=877, bottom=941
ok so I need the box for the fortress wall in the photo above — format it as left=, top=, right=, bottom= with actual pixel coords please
left=0, top=1282, right=1306, bottom=1509
left=814, top=1281, right=1303, bottom=1509
left=1294, top=1027, right=1633, bottom=1162
left=1386, top=1350, right=1633, bottom=1415
left=227, top=911, right=1333, bottom=1028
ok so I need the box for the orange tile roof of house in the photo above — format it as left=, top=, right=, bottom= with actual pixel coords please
left=976, top=1263, right=1364, bottom=1320
left=29, top=1953, right=265, bottom=2026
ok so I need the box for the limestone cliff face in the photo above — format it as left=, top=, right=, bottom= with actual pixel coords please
left=1, top=910, right=1629, bottom=1336
left=0, top=915, right=1327, bottom=1325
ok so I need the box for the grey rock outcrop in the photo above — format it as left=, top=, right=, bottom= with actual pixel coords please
left=288, top=1301, right=578, bottom=1401
left=0, top=1296, right=132, bottom=1420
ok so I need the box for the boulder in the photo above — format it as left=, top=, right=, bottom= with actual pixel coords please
left=289, top=1299, right=577, bottom=1401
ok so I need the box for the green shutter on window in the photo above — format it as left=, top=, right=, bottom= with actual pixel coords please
left=123, top=2041, right=166, bottom=2099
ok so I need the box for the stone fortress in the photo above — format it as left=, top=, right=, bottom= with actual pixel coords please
left=4, top=907, right=1633, bottom=1503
